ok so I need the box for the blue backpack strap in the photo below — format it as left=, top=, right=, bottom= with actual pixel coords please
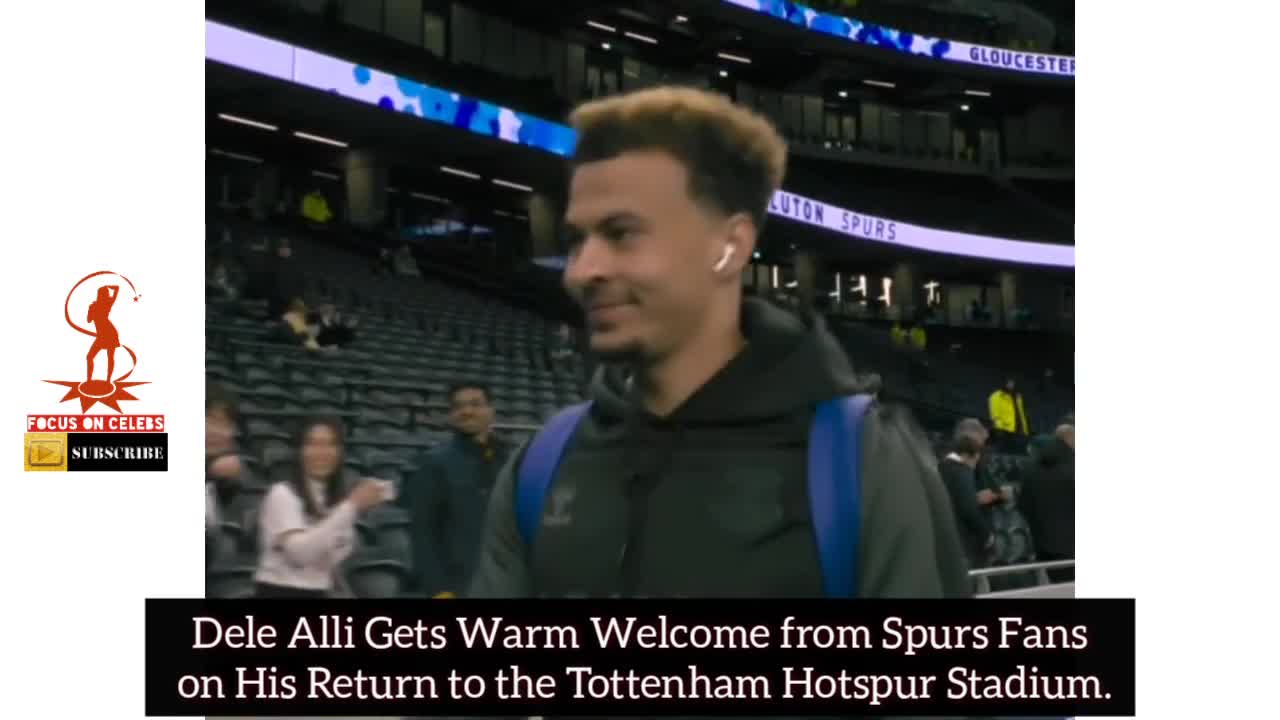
left=515, top=402, right=592, bottom=548
left=808, top=394, right=874, bottom=598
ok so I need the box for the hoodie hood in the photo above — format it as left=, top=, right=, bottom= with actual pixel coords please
left=588, top=298, right=861, bottom=425
left=1038, top=435, right=1074, bottom=467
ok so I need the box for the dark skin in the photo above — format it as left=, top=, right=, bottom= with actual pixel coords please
left=562, top=150, right=757, bottom=417
left=206, top=406, right=241, bottom=484
left=449, top=388, right=495, bottom=444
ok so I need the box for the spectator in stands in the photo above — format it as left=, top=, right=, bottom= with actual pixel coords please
left=313, top=303, right=358, bottom=350
left=254, top=417, right=391, bottom=598
left=908, top=323, right=927, bottom=351
left=278, top=298, right=323, bottom=351
left=938, top=428, right=993, bottom=570
left=207, top=255, right=244, bottom=302
left=1040, top=366, right=1057, bottom=392
left=1012, top=305, right=1035, bottom=328
left=954, top=417, right=1007, bottom=509
left=401, top=383, right=512, bottom=597
left=469, top=86, right=970, bottom=599
left=372, top=246, right=394, bottom=276
left=1020, top=423, right=1075, bottom=583
left=988, top=377, right=1031, bottom=452
left=890, top=322, right=907, bottom=347
left=967, top=298, right=992, bottom=323
left=393, top=243, right=421, bottom=278
left=206, top=383, right=252, bottom=524
left=904, top=322, right=931, bottom=395
left=300, top=188, right=333, bottom=224
left=266, top=240, right=303, bottom=319
left=551, top=322, right=576, bottom=363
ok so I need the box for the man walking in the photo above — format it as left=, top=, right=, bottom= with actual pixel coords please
left=468, top=86, right=969, bottom=599
left=402, top=382, right=511, bottom=597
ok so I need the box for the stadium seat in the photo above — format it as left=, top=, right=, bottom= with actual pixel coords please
left=206, top=563, right=257, bottom=599
left=345, top=558, right=408, bottom=598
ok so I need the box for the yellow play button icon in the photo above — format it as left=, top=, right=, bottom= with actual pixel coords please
left=25, top=433, right=67, bottom=471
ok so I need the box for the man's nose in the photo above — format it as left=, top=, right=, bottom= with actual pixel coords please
left=564, top=235, right=611, bottom=294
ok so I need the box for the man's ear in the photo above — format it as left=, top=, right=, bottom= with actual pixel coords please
left=717, top=212, right=757, bottom=276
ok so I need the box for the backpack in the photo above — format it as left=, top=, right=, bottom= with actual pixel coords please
left=515, top=394, right=874, bottom=598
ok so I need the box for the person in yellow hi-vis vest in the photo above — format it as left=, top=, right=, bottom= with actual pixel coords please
left=890, top=322, right=907, bottom=346
left=988, top=378, right=1030, bottom=452
left=908, top=324, right=927, bottom=351
left=301, top=189, right=333, bottom=224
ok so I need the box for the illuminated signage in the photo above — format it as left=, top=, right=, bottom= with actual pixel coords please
left=767, top=191, right=1073, bottom=267
left=206, top=21, right=1074, bottom=267
left=721, top=0, right=1075, bottom=78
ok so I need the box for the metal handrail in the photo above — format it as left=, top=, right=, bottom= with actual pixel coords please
left=969, top=559, right=1075, bottom=578
left=979, top=582, right=1074, bottom=599
left=970, top=559, right=1074, bottom=595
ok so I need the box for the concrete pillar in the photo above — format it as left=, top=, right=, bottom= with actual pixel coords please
left=344, top=149, right=388, bottom=229
left=892, top=263, right=919, bottom=322
left=795, top=251, right=821, bottom=312
left=998, top=271, right=1019, bottom=328
left=528, top=192, right=560, bottom=258
left=250, top=163, right=281, bottom=220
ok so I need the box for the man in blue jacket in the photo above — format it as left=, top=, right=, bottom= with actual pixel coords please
left=400, top=382, right=512, bottom=596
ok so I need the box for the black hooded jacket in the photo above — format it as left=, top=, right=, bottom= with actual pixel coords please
left=467, top=299, right=971, bottom=599
left=1020, top=436, right=1075, bottom=558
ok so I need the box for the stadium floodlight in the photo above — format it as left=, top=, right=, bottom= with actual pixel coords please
left=587, top=20, right=616, bottom=33
left=719, top=69, right=729, bottom=77
left=440, top=166, right=481, bottom=180
left=293, top=130, right=347, bottom=147
left=601, top=42, right=611, bottom=50
left=839, top=90, right=848, bottom=98
left=625, top=32, right=658, bottom=44
left=410, top=192, right=450, bottom=204
left=209, top=148, right=263, bottom=164
left=675, top=15, right=688, bottom=22
left=493, top=178, right=534, bottom=192
left=717, top=52, right=751, bottom=64
left=863, top=79, right=896, bottom=88
left=961, top=104, right=970, bottom=111
left=964, top=89, right=992, bottom=97
left=217, top=113, right=277, bottom=131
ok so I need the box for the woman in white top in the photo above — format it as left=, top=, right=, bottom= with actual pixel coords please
left=254, top=417, right=389, bottom=598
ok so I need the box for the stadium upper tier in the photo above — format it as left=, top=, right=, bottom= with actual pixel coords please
left=206, top=21, right=1073, bottom=267
left=720, top=0, right=1074, bottom=79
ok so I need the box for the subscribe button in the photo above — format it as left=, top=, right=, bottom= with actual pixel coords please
left=24, top=432, right=168, bottom=472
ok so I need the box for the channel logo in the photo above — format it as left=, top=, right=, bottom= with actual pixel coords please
left=25, top=271, right=167, bottom=472
left=22, top=431, right=168, bottom=472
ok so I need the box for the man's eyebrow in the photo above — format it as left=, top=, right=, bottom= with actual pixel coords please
left=565, top=210, right=646, bottom=231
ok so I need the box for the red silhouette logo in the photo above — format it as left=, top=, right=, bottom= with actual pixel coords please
left=45, top=271, right=147, bottom=413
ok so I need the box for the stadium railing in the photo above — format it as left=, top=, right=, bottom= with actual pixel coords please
left=972, top=559, right=1075, bottom=598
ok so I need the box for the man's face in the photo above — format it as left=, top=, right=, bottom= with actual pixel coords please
left=206, top=407, right=236, bottom=456
left=1005, top=380, right=1016, bottom=393
left=449, top=388, right=494, bottom=438
left=563, top=150, right=731, bottom=363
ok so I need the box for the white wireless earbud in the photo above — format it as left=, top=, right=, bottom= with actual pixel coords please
left=712, top=245, right=735, bottom=272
